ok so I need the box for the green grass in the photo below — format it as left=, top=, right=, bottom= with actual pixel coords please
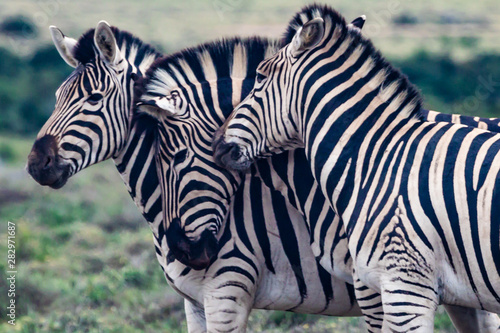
left=0, top=134, right=458, bottom=332
left=0, top=141, right=187, bottom=332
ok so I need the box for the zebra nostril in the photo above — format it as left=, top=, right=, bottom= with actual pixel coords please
left=43, top=155, right=53, bottom=170
left=229, top=144, right=242, bottom=160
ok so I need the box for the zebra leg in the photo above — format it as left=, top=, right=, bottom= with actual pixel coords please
left=379, top=279, right=438, bottom=332
left=185, top=299, right=207, bottom=333
left=444, top=304, right=500, bottom=333
left=203, top=285, right=253, bottom=333
left=379, top=204, right=438, bottom=332
left=353, top=270, right=384, bottom=333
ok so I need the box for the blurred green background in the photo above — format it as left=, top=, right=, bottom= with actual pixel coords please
left=0, top=0, right=499, bottom=332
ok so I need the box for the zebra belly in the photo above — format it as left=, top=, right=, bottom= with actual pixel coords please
left=250, top=181, right=360, bottom=315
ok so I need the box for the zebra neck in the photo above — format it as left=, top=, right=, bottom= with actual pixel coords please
left=299, top=64, right=423, bottom=227
left=299, top=35, right=422, bottom=154
left=111, top=43, right=162, bottom=231
left=112, top=115, right=162, bottom=226
left=110, top=43, right=161, bottom=223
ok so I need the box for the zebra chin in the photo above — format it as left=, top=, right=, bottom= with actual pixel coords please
left=26, top=135, right=72, bottom=189
left=166, top=218, right=219, bottom=270
left=212, top=135, right=253, bottom=171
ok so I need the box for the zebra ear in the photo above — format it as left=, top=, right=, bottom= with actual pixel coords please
left=348, top=15, right=366, bottom=31
left=290, top=17, right=325, bottom=57
left=94, top=21, right=120, bottom=65
left=49, top=26, right=78, bottom=68
left=136, top=93, right=182, bottom=119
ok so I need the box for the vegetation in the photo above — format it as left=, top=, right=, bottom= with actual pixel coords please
left=0, top=46, right=71, bottom=134
left=0, top=16, right=37, bottom=38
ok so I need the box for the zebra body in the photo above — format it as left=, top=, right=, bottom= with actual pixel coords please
left=138, top=28, right=500, bottom=333
left=214, top=5, right=500, bottom=332
left=27, top=23, right=363, bottom=332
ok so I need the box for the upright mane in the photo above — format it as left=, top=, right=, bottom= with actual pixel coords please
left=73, top=27, right=161, bottom=68
left=136, top=37, right=280, bottom=100
left=283, top=4, right=424, bottom=119
left=282, top=4, right=347, bottom=45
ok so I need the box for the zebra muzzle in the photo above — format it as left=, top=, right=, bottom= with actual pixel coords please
left=27, top=135, right=70, bottom=189
left=166, top=218, right=219, bottom=270
left=212, top=133, right=251, bottom=171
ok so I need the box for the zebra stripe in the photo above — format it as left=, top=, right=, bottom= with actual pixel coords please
left=28, top=20, right=500, bottom=333
left=214, top=5, right=500, bottom=332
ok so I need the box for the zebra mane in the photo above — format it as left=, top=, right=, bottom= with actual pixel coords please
left=283, top=4, right=424, bottom=119
left=136, top=37, right=280, bottom=103
left=73, top=26, right=161, bottom=68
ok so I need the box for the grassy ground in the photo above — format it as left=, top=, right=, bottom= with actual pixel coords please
left=0, top=137, right=459, bottom=333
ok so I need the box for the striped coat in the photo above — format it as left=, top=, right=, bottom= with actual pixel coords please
left=139, top=32, right=500, bottom=333
left=214, top=5, right=500, bottom=332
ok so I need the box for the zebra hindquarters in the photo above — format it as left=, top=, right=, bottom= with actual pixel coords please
left=354, top=200, right=439, bottom=333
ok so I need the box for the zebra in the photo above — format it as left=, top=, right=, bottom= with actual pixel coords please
left=423, top=109, right=500, bottom=132
left=136, top=19, right=500, bottom=333
left=213, top=4, right=500, bottom=332
left=26, top=21, right=368, bottom=332
left=26, top=19, right=498, bottom=333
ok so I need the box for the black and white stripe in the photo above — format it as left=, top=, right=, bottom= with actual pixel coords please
left=137, top=37, right=363, bottom=331
left=215, top=5, right=500, bottom=332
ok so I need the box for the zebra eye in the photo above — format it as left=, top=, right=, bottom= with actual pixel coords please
left=87, top=93, right=103, bottom=105
left=174, top=149, right=189, bottom=165
left=256, top=72, right=267, bottom=84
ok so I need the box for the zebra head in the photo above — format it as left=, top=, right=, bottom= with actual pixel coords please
left=136, top=38, right=282, bottom=269
left=27, top=21, right=158, bottom=188
left=153, top=112, right=241, bottom=270
left=213, top=5, right=352, bottom=170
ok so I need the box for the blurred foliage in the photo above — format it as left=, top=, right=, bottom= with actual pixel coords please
left=395, top=52, right=500, bottom=117
left=393, top=13, right=419, bottom=25
left=0, top=45, right=71, bottom=135
left=0, top=142, right=16, bottom=162
left=0, top=15, right=37, bottom=38
left=0, top=44, right=499, bottom=138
